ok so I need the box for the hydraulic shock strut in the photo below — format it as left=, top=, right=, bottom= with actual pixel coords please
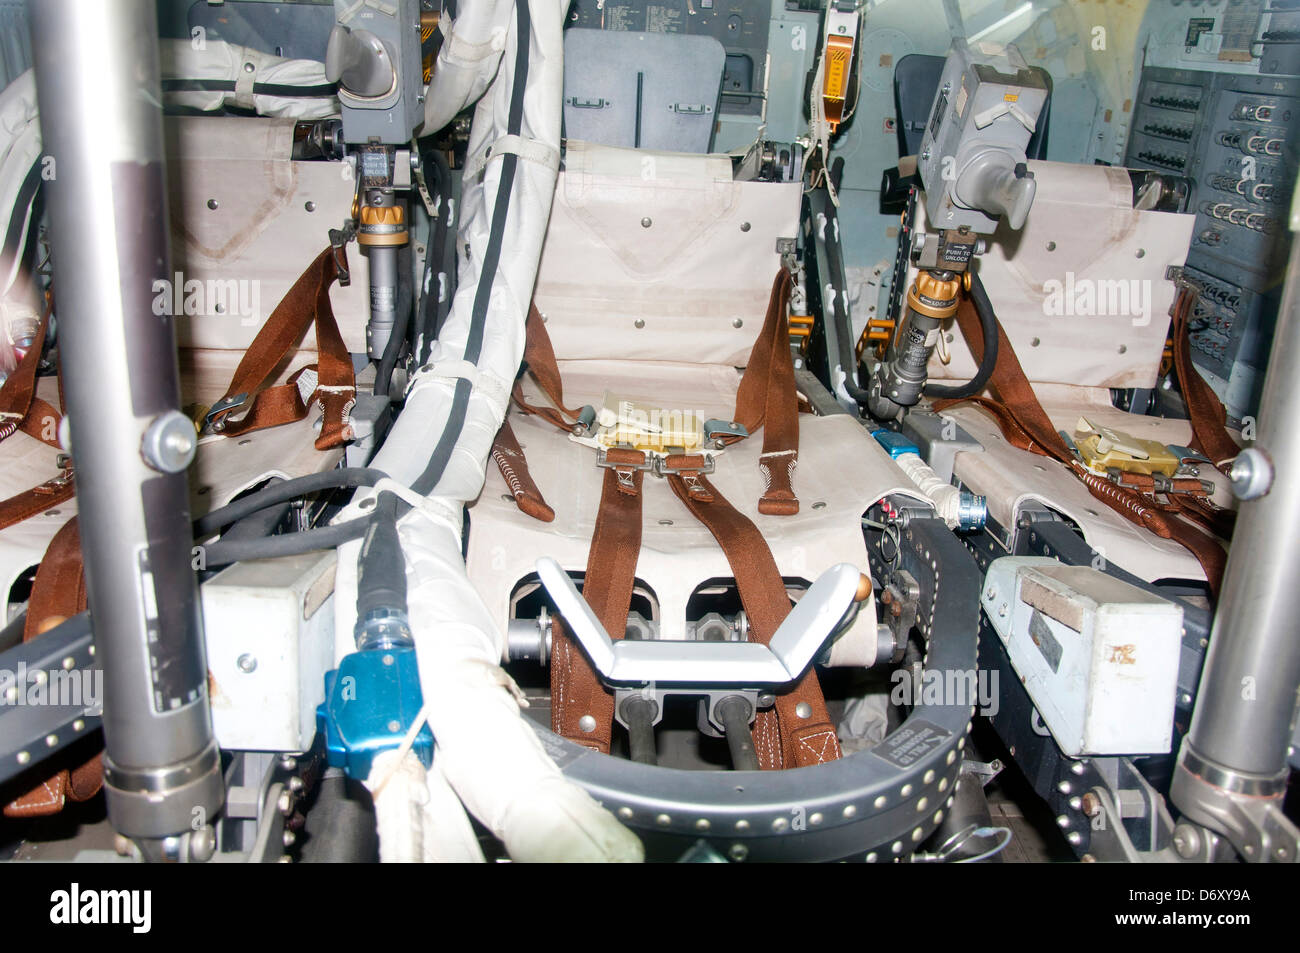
left=867, top=267, right=962, bottom=421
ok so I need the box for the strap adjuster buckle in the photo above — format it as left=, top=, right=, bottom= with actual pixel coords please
left=652, top=451, right=715, bottom=478
left=595, top=445, right=654, bottom=472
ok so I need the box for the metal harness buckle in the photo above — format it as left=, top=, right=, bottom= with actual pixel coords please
left=204, top=392, right=249, bottom=433
left=594, top=446, right=716, bottom=479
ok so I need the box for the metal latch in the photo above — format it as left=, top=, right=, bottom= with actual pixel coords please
left=702, top=419, right=749, bottom=448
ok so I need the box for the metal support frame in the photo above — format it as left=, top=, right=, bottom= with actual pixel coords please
left=540, top=517, right=981, bottom=862
left=30, top=0, right=223, bottom=854
left=1171, top=236, right=1300, bottom=864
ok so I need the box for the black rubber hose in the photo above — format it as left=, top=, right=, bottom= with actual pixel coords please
left=923, top=269, right=999, bottom=400
left=193, top=467, right=386, bottom=537
left=374, top=243, right=413, bottom=398
left=200, top=517, right=371, bottom=569
left=355, top=491, right=407, bottom=617
left=415, top=146, right=454, bottom=365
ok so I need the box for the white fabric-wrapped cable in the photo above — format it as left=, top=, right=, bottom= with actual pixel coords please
left=894, top=452, right=965, bottom=529
left=335, top=0, right=643, bottom=863
left=159, top=39, right=339, bottom=119
left=0, top=70, right=41, bottom=301
left=419, top=0, right=512, bottom=137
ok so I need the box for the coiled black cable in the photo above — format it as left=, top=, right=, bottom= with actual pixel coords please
left=923, top=269, right=999, bottom=400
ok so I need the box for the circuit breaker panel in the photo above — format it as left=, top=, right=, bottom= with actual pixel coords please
left=1126, top=67, right=1300, bottom=422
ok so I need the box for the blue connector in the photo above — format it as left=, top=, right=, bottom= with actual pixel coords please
left=316, top=645, right=433, bottom=780
left=870, top=429, right=921, bottom=459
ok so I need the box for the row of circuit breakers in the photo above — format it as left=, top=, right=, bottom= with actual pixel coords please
left=1126, top=66, right=1300, bottom=423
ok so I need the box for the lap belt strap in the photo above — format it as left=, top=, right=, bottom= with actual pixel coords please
left=663, top=454, right=841, bottom=769
left=491, top=418, right=555, bottom=523
left=4, top=518, right=102, bottom=817
left=732, top=270, right=801, bottom=515
left=937, top=292, right=1228, bottom=595
left=206, top=246, right=355, bottom=451
left=510, top=303, right=590, bottom=434
left=551, top=448, right=646, bottom=753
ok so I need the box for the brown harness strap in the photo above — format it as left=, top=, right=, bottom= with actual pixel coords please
left=4, top=518, right=102, bottom=818
left=1170, top=288, right=1241, bottom=471
left=663, top=455, right=841, bottom=769
left=511, top=272, right=802, bottom=514
left=938, top=290, right=1229, bottom=595
left=733, top=270, right=801, bottom=515
left=491, top=418, right=555, bottom=523
left=550, top=449, right=647, bottom=753
left=0, top=308, right=76, bottom=531
left=511, top=303, right=588, bottom=433
left=207, top=246, right=356, bottom=451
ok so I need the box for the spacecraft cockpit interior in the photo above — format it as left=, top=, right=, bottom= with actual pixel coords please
left=0, top=0, right=1296, bottom=872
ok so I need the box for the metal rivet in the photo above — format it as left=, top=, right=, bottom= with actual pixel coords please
left=16, top=751, right=30, bottom=765
left=901, top=784, right=913, bottom=797
left=634, top=319, right=645, bottom=329
left=809, top=812, right=823, bottom=826
left=923, top=769, right=935, bottom=784
left=579, top=715, right=597, bottom=733
left=874, top=795, right=887, bottom=809
left=735, top=819, right=751, bottom=832
left=655, top=813, right=671, bottom=826
left=641, top=217, right=652, bottom=228
left=732, top=318, right=743, bottom=328
left=728, top=843, right=749, bottom=861
left=387, top=720, right=401, bottom=733
left=916, top=797, right=928, bottom=812
left=843, top=804, right=857, bottom=818
left=237, top=653, right=257, bottom=673
left=243, top=62, right=255, bottom=73
left=305, top=201, right=317, bottom=212
left=382, top=654, right=395, bottom=666
left=207, top=198, right=219, bottom=210
left=865, top=851, right=878, bottom=862
left=45, top=734, right=57, bottom=747
left=811, top=501, right=827, bottom=510
left=618, top=806, right=633, bottom=820
left=740, top=221, right=751, bottom=232
left=772, top=817, right=789, bottom=832
left=795, top=702, right=812, bottom=718
left=695, top=818, right=710, bottom=831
